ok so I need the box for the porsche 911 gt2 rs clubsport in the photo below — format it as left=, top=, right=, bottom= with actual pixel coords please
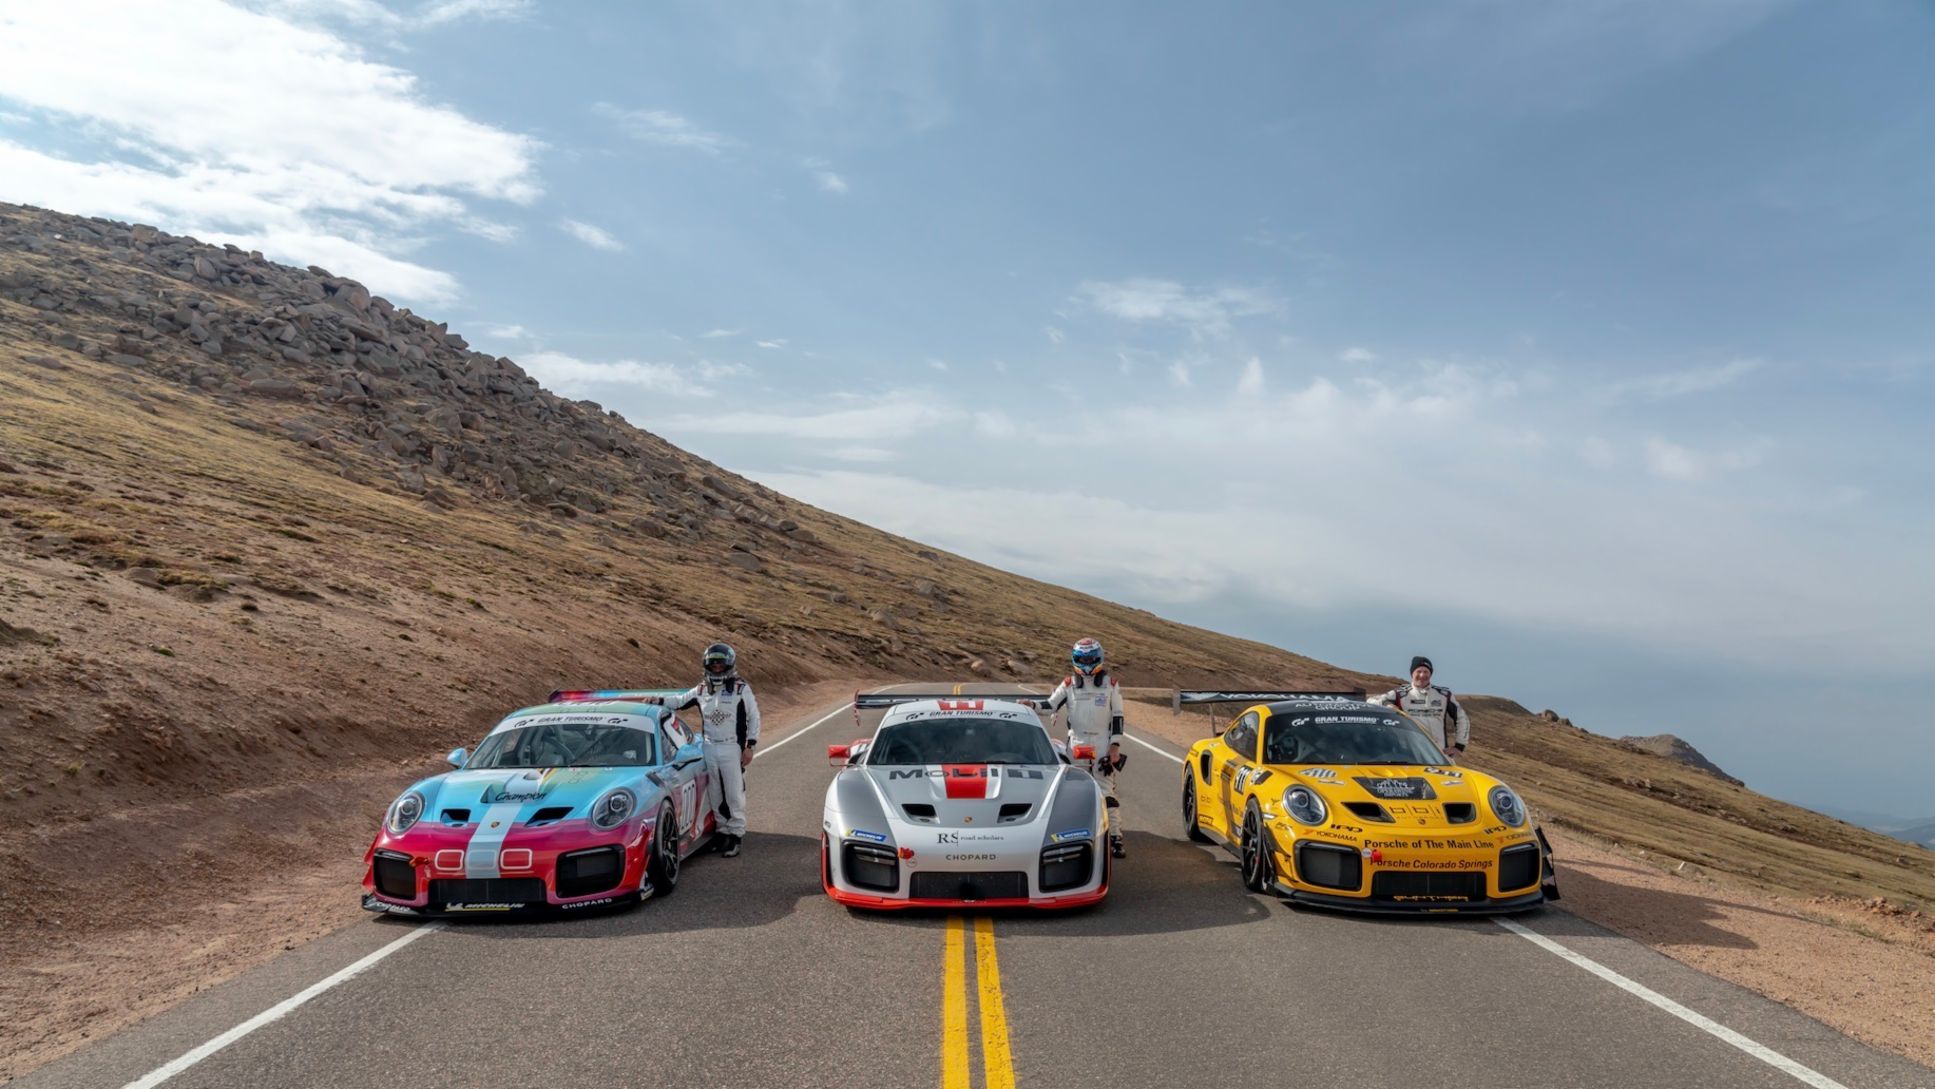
left=361, top=690, right=715, bottom=917
left=822, top=693, right=1110, bottom=910
left=1178, top=690, right=1559, bottom=913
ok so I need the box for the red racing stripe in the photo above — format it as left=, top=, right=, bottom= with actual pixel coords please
left=942, top=764, right=989, bottom=799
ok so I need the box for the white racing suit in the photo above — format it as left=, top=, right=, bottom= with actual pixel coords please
left=667, top=678, right=761, bottom=838
left=1370, top=683, right=1469, bottom=758
left=1042, top=671, right=1125, bottom=850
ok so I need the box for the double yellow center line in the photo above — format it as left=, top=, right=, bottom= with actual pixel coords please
left=942, top=916, right=1016, bottom=1089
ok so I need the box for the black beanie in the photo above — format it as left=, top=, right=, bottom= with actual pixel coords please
left=1410, top=656, right=1433, bottom=673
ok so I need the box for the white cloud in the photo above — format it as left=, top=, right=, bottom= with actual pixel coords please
left=415, top=0, right=533, bottom=25
left=0, top=1, right=539, bottom=303
left=1606, top=358, right=1762, bottom=402
left=664, top=390, right=951, bottom=441
left=1237, top=357, right=1265, bottom=395
left=827, top=446, right=900, bottom=464
left=1643, top=436, right=1770, bottom=482
left=559, top=218, right=624, bottom=251
left=1167, top=360, right=1193, bottom=387
left=1340, top=346, right=1378, bottom=364
left=699, top=328, right=741, bottom=339
left=458, top=218, right=519, bottom=243
left=755, top=339, right=788, bottom=350
left=477, top=323, right=530, bottom=342
left=1044, top=326, right=1066, bottom=345
left=815, top=170, right=850, bottom=194
left=595, top=103, right=736, bottom=155
left=519, top=351, right=748, bottom=399
left=973, top=411, right=1017, bottom=439
left=928, top=359, right=950, bottom=371
left=1078, top=278, right=1281, bottom=338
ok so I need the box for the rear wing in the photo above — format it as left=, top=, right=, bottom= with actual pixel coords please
left=549, top=688, right=690, bottom=704
left=1171, top=689, right=1366, bottom=713
left=852, top=690, right=1055, bottom=728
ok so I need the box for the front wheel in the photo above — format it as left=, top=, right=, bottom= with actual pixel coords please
left=1183, top=774, right=1211, bottom=843
left=1240, top=806, right=1274, bottom=893
left=644, top=805, right=681, bottom=898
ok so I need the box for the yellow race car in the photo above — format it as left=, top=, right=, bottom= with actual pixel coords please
left=1177, top=690, right=1558, bottom=913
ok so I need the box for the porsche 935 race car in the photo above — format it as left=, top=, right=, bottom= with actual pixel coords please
left=822, top=693, right=1112, bottom=910
left=361, top=690, right=717, bottom=917
left=1178, top=690, right=1558, bottom=913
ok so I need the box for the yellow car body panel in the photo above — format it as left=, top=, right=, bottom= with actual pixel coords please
left=1183, top=701, right=1551, bottom=913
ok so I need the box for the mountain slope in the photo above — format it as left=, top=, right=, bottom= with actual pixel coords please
left=1617, top=732, right=1743, bottom=785
left=4, top=205, right=1932, bottom=1071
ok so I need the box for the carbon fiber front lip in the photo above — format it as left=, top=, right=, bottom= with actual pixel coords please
left=360, top=890, right=644, bottom=918
left=1273, top=884, right=1547, bottom=915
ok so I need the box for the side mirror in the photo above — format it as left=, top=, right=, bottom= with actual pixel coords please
left=446, top=747, right=468, bottom=768
left=828, top=743, right=851, bottom=766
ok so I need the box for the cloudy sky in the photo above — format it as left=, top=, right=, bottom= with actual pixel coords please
left=2, top=0, right=1930, bottom=814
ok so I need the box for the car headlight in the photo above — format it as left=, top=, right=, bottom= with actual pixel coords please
left=1282, top=786, right=1327, bottom=826
left=590, top=788, right=637, bottom=830
left=385, top=790, right=425, bottom=835
left=1488, top=785, right=1528, bottom=828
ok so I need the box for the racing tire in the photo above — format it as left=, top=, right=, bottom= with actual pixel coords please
left=1240, top=805, right=1274, bottom=894
left=1183, top=773, right=1212, bottom=843
left=644, top=804, right=681, bottom=898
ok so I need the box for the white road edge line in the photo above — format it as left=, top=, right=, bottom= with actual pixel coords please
left=1123, top=733, right=1184, bottom=763
left=1132, top=728, right=1845, bottom=1088
left=120, top=922, right=445, bottom=1089
left=1492, top=918, right=1848, bottom=1089
left=754, top=699, right=857, bottom=758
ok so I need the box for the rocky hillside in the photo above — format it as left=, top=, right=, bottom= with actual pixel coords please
left=1617, top=733, right=1743, bottom=786
left=0, top=199, right=1364, bottom=833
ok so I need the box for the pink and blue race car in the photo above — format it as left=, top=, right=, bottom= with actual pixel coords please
left=361, top=691, right=717, bottom=917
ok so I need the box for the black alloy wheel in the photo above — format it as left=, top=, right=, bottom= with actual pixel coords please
left=1241, top=806, right=1273, bottom=893
left=644, top=805, right=681, bottom=897
left=1183, top=774, right=1211, bottom=843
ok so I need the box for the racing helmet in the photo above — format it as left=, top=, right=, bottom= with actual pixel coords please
left=1071, top=637, right=1104, bottom=675
left=702, top=642, right=737, bottom=680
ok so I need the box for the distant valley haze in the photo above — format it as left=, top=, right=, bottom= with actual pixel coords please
left=1, top=0, right=1928, bottom=810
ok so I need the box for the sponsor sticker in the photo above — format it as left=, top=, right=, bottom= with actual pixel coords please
left=1049, top=828, right=1091, bottom=843
left=848, top=829, right=889, bottom=844
left=443, top=902, right=520, bottom=912
left=560, top=896, right=617, bottom=911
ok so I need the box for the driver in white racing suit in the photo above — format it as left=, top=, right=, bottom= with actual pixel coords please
left=1040, top=637, right=1127, bottom=859
left=1370, top=655, right=1469, bottom=763
left=653, top=643, right=760, bottom=858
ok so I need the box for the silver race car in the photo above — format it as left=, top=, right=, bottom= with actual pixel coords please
left=821, top=693, right=1112, bottom=910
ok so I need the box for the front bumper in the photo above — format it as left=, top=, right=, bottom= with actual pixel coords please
left=1263, top=822, right=1557, bottom=914
left=360, top=818, right=649, bottom=918
left=820, top=835, right=1108, bottom=911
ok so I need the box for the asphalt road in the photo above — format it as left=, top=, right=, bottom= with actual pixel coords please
left=19, top=683, right=1934, bottom=1089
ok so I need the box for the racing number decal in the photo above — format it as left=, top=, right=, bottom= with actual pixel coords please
left=675, top=779, right=699, bottom=836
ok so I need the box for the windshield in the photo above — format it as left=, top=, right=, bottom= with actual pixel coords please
left=469, top=721, right=656, bottom=769
left=1263, top=711, right=1447, bottom=766
left=866, top=717, right=1059, bottom=766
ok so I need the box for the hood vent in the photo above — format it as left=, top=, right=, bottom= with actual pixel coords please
left=1444, top=802, right=1476, bottom=824
left=528, top=806, right=573, bottom=825
left=440, top=808, right=471, bottom=824
left=998, top=803, right=1032, bottom=823
left=1343, top=801, right=1394, bottom=822
left=902, top=804, right=937, bottom=821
